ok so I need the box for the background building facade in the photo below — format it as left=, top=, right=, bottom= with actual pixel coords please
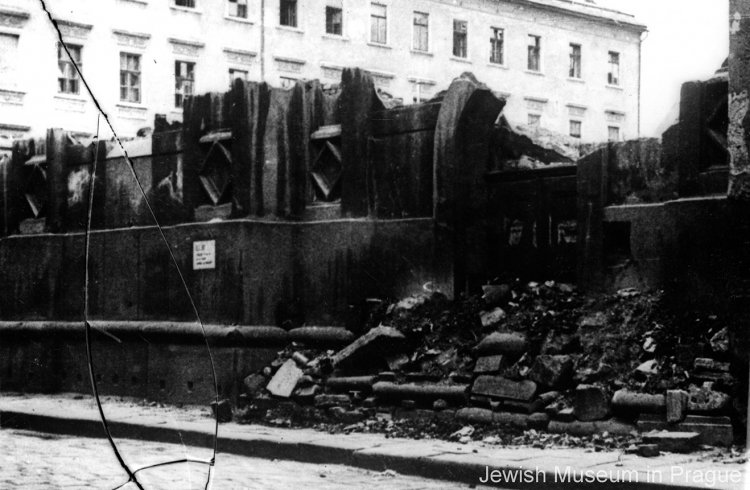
left=0, top=0, right=645, bottom=142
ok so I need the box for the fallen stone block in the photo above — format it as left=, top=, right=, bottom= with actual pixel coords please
left=433, top=399, right=448, bottom=410
left=537, top=391, right=561, bottom=407
left=528, top=355, right=574, bottom=389
left=288, top=326, right=355, bottom=346
left=493, top=411, right=530, bottom=429
left=694, top=358, right=730, bottom=372
left=293, top=384, right=322, bottom=401
left=637, top=414, right=734, bottom=447
left=243, top=373, right=266, bottom=397
left=210, top=399, right=232, bottom=423
left=472, top=376, right=537, bottom=402
left=679, top=415, right=734, bottom=447
left=480, top=307, right=506, bottom=327
left=611, top=389, right=666, bottom=414
left=377, top=371, right=397, bottom=382
left=474, top=355, right=504, bottom=374
left=541, top=333, right=581, bottom=355
left=642, top=431, right=700, bottom=453
left=687, top=384, right=731, bottom=413
left=528, top=412, right=550, bottom=430
left=315, top=394, right=352, bottom=409
left=331, top=326, right=406, bottom=368
left=635, top=360, right=658, bottom=376
left=474, top=332, right=527, bottom=356
left=556, top=407, right=576, bottom=422
left=266, top=359, right=304, bottom=398
left=394, top=408, right=436, bottom=422
left=329, top=408, right=366, bottom=424
left=482, top=284, right=510, bottom=306
left=638, top=444, right=660, bottom=457
left=548, top=418, right=636, bottom=436
left=574, top=385, right=610, bottom=421
left=456, top=407, right=493, bottom=425
left=372, top=381, right=469, bottom=403
left=709, top=327, right=729, bottom=353
left=386, top=353, right=410, bottom=371
left=325, top=376, right=376, bottom=393
left=666, top=390, right=688, bottom=423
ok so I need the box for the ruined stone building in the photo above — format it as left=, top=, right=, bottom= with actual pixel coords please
left=0, top=0, right=644, bottom=142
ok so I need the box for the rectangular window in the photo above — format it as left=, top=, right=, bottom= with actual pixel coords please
left=570, top=120, right=582, bottom=139
left=0, top=33, right=19, bottom=86
left=175, top=0, right=195, bottom=7
left=453, top=20, right=467, bottom=58
left=119, top=53, right=141, bottom=103
left=229, top=68, right=248, bottom=87
left=326, top=5, right=343, bottom=35
left=527, top=35, right=541, bottom=71
left=569, top=44, right=581, bottom=78
left=370, top=3, right=387, bottom=44
left=174, top=60, right=195, bottom=108
left=413, top=12, right=429, bottom=52
left=528, top=114, right=541, bottom=128
left=608, top=51, right=620, bottom=85
left=608, top=126, right=620, bottom=141
left=228, top=0, right=247, bottom=18
left=490, top=27, right=504, bottom=65
left=280, top=0, right=297, bottom=27
left=58, top=44, right=82, bottom=95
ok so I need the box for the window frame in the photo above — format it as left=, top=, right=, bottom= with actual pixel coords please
left=528, top=113, right=541, bottom=128
left=174, top=59, right=195, bottom=109
left=527, top=34, right=541, bottom=72
left=452, top=19, right=468, bottom=59
left=58, top=43, right=82, bottom=95
left=325, top=5, right=343, bottom=36
left=412, top=11, right=429, bottom=52
left=569, top=43, right=581, bottom=79
left=370, top=3, right=387, bottom=45
left=608, top=125, right=620, bottom=142
left=229, top=68, right=248, bottom=88
left=569, top=120, right=582, bottom=139
left=608, top=51, right=620, bottom=86
left=280, top=0, right=298, bottom=28
left=489, top=27, right=504, bottom=65
left=227, top=0, right=248, bottom=19
left=174, top=0, right=196, bottom=8
left=119, top=52, right=142, bottom=104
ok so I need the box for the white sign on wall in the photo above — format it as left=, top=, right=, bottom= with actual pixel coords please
left=193, top=240, right=216, bottom=270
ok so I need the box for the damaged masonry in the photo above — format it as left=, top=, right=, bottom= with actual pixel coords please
left=0, top=0, right=748, bottom=488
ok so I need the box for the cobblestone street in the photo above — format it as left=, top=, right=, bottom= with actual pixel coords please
left=1, top=429, right=474, bottom=489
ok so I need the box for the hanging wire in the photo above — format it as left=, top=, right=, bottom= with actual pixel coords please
left=39, top=1, right=220, bottom=488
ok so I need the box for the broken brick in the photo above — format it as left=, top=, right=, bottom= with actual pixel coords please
left=709, top=327, right=729, bottom=353
left=473, top=355, right=504, bottom=374
left=480, top=307, right=507, bottom=327
left=315, top=394, right=352, bottom=408
left=474, top=332, right=527, bottom=357
left=574, top=385, right=610, bottom=421
left=472, top=375, right=537, bottom=402
left=687, top=384, right=731, bottom=413
left=331, top=326, right=406, bottom=368
left=528, top=355, right=574, bottom=389
left=266, top=359, right=304, bottom=398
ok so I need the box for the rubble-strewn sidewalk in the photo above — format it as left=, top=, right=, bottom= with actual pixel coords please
left=0, top=393, right=745, bottom=489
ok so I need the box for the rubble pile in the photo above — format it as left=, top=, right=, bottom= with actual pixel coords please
left=235, top=282, right=743, bottom=454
